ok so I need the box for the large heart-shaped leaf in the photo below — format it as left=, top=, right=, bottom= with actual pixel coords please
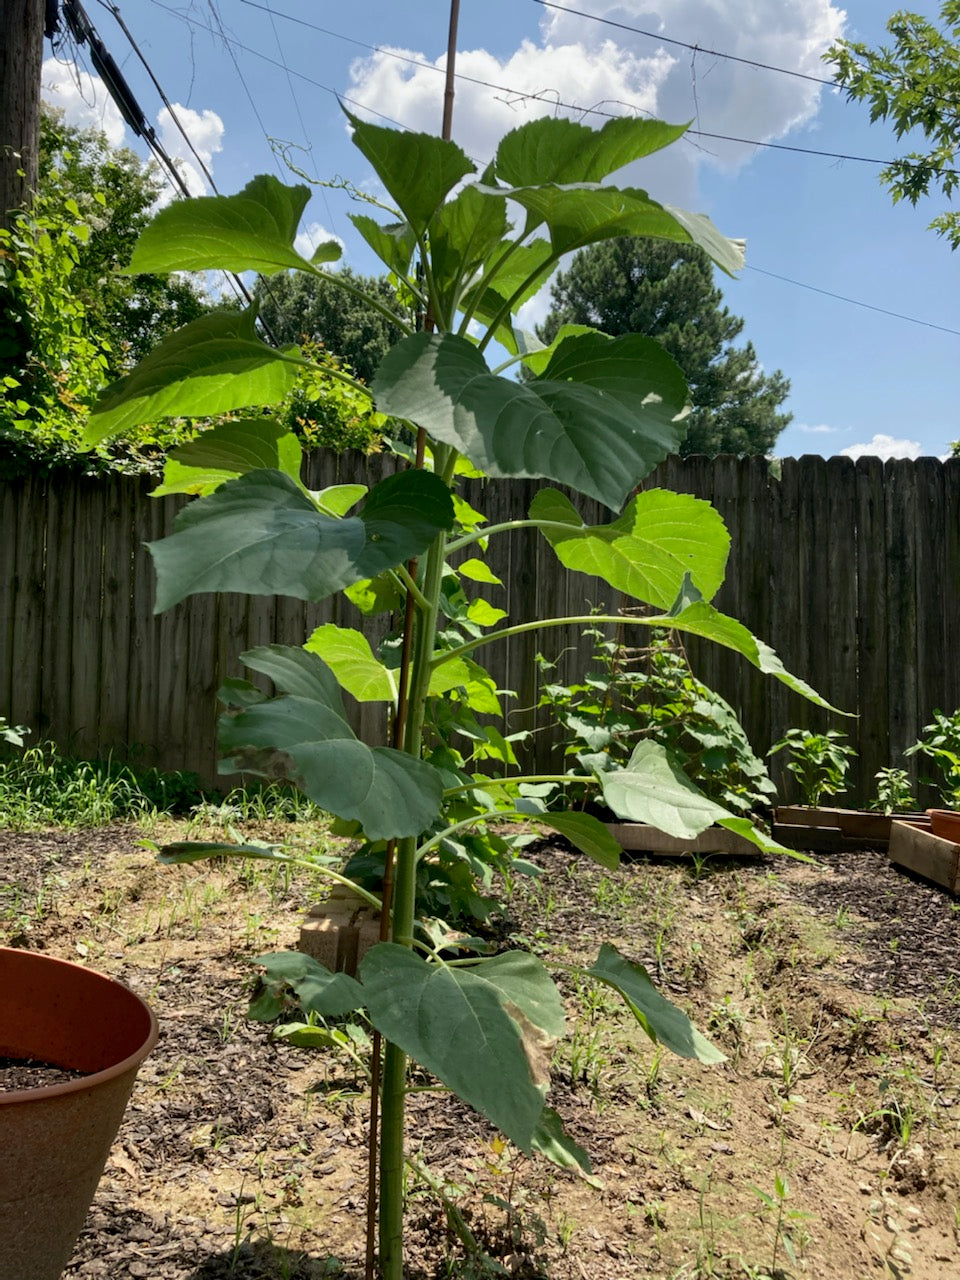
left=493, top=115, right=689, bottom=187
left=152, top=418, right=304, bottom=496
left=359, top=944, right=552, bottom=1150
left=600, top=740, right=732, bottom=838
left=373, top=331, right=688, bottom=510
left=148, top=468, right=454, bottom=611
left=84, top=308, right=303, bottom=443
left=531, top=488, right=729, bottom=608
left=648, top=601, right=841, bottom=710
left=477, top=183, right=745, bottom=276
left=128, top=175, right=322, bottom=275
left=587, top=943, right=724, bottom=1063
left=218, top=646, right=443, bottom=840
left=599, top=741, right=780, bottom=854
left=345, top=109, right=474, bottom=235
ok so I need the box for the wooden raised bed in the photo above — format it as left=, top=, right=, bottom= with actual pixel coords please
left=772, top=806, right=928, bottom=852
left=888, top=820, right=960, bottom=896
left=606, top=823, right=760, bottom=856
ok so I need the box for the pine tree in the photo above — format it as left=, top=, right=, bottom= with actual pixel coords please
left=538, top=239, right=791, bottom=456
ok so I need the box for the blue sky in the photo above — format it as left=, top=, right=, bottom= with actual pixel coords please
left=41, top=0, right=959, bottom=460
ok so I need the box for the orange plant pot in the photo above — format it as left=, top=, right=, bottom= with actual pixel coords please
left=0, top=948, right=159, bottom=1280
left=927, top=809, right=960, bottom=844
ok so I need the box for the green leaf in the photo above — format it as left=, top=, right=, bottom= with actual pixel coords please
left=312, top=483, right=367, bottom=516
left=478, top=182, right=745, bottom=276
left=304, top=624, right=398, bottom=703
left=359, top=944, right=551, bottom=1150
left=467, top=598, right=507, bottom=627
left=348, top=213, right=417, bottom=278
left=84, top=307, right=303, bottom=443
left=649, top=601, right=843, bottom=711
left=518, top=324, right=597, bottom=377
left=252, top=950, right=366, bottom=1018
left=456, top=557, right=502, bottom=586
left=373, top=331, right=689, bottom=510
left=218, top=645, right=444, bottom=841
left=601, top=740, right=734, bottom=837
left=531, top=487, right=729, bottom=608
left=431, top=183, right=509, bottom=318
left=588, top=942, right=725, bottom=1063
left=128, top=175, right=319, bottom=275
left=427, top=655, right=475, bottom=696
left=537, top=811, right=621, bottom=871
left=344, top=572, right=406, bottom=616
left=532, top=1107, right=600, bottom=1185
left=148, top=468, right=454, bottom=611
left=345, top=109, right=475, bottom=235
left=151, top=418, right=303, bottom=497
left=493, top=115, right=690, bottom=187
left=159, top=840, right=288, bottom=864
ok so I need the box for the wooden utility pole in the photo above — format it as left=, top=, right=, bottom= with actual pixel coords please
left=1, top=0, right=47, bottom=228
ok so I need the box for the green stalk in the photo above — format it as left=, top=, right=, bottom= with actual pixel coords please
left=377, top=502, right=451, bottom=1280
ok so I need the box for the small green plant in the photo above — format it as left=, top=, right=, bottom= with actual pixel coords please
left=748, top=1173, right=813, bottom=1278
left=538, top=630, right=776, bottom=816
left=870, top=766, right=917, bottom=815
left=768, top=728, right=856, bottom=807
left=905, top=708, right=960, bottom=807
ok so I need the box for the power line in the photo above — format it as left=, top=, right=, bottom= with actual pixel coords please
left=232, top=2, right=960, bottom=180
left=745, top=265, right=960, bottom=339
left=68, top=1, right=960, bottom=344
left=146, top=0, right=411, bottom=133
left=532, top=0, right=838, bottom=88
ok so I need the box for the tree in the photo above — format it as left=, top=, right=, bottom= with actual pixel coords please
left=828, top=2, right=960, bottom=248
left=37, top=108, right=210, bottom=372
left=0, top=0, right=45, bottom=229
left=538, top=239, right=791, bottom=457
left=255, top=266, right=405, bottom=384
left=0, top=110, right=210, bottom=474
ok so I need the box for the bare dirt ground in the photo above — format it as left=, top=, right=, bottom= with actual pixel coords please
left=1, top=815, right=959, bottom=1280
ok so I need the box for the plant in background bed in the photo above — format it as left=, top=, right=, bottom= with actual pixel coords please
left=870, top=767, right=917, bottom=816
left=768, top=728, right=856, bottom=808
left=85, top=110, right=835, bottom=1278
left=905, top=708, right=960, bottom=808
left=538, top=627, right=776, bottom=818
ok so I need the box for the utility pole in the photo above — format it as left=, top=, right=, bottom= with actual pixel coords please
left=0, top=0, right=49, bottom=228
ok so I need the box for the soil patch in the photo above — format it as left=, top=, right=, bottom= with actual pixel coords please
left=1, top=820, right=959, bottom=1278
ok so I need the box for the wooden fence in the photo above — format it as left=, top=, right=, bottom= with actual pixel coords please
left=2, top=452, right=959, bottom=807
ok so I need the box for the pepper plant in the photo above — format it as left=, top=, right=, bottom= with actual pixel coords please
left=86, top=110, right=833, bottom=1278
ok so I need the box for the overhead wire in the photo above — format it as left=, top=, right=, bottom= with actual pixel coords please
left=74, top=0, right=960, bottom=343
left=233, top=1, right=960, bottom=180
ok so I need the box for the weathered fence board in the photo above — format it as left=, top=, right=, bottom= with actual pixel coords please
left=3, top=453, right=960, bottom=808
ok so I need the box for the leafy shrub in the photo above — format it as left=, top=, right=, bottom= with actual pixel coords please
left=538, top=627, right=776, bottom=816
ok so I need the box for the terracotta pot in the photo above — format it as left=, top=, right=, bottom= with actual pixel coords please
left=0, top=948, right=159, bottom=1280
left=927, top=809, right=960, bottom=844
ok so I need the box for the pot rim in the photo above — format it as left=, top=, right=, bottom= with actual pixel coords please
left=0, top=947, right=159, bottom=1106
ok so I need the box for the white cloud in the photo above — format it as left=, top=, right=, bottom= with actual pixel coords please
left=345, top=1, right=846, bottom=204
left=840, top=434, right=922, bottom=461
left=41, top=58, right=125, bottom=146
left=157, top=104, right=224, bottom=196
left=294, top=221, right=346, bottom=261
left=795, top=423, right=838, bottom=435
